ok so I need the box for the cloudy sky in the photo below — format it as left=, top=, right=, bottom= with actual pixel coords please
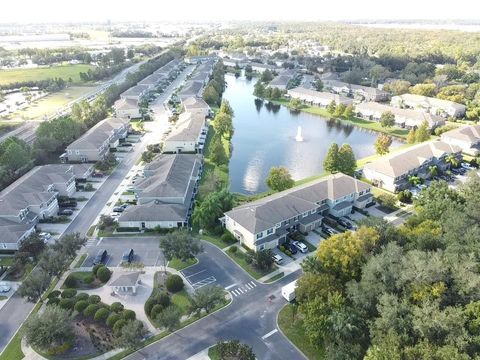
left=0, top=0, right=477, bottom=23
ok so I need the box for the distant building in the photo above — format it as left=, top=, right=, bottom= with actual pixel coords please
left=182, top=97, right=211, bottom=117
left=249, top=62, right=277, bottom=73
left=441, top=125, right=480, bottom=155
left=114, top=98, right=140, bottom=119
left=391, top=94, right=467, bottom=118
left=223, top=174, right=373, bottom=252
left=323, top=80, right=390, bottom=102
left=363, top=141, right=462, bottom=192
left=288, top=87, right=354, bottom=107
left=163, top=112, right=208, bottom=154
left=120, top=84, right=150, bottom=101
left=355, top=102, right=445, bottom=130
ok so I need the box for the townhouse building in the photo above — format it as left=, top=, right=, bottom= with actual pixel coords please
left=391, top=94, right=466, bottom=118
left=287, top=86, right=354, bottom=107
left=441, top=125, right=480, bottom=156
left=163, top=112, right=208, bottom=154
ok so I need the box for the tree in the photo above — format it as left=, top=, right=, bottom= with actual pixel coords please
left=314, top=79, right=324, bottom=91
left=260, top=69, right=274, bottom=83
left=18, top=233, right=46, bottom=261
left=374, top=134, right=393, bottom=155
left=216, top=340, right=256, bottom=360
left=327, top=100, right=337, bottom=114
left=383, top=80, right=411, bottom=95
left=18, top=270, right=51, bottom=302
left=377, top=193, right=397, bottom=209
left=271, top=87, right=282, bottom=100
left=317, top=227, right=380, bottom=281
left=192, top=188, right=233, bottom=230
left=407, top=128, right=417, bottom=144
left=219, top=100, right=234, bottom=117
left=189, top=285, right=225, bottom=316
left=98, top=214, right=116, bottom=230
left=380, top=111, right=395, bottom=128
left=248, top=249, right=275, bottom=271
left=0, top=138, right=31, bottom=174
left=296, top=272, right=340, bottom=304
left=253, top=81, right=266, bottom=98
left=343, top=104, right=354, bottom=118
left=398, top=190, right=413, bottom=204
left=266, top=166, right=294, bottom=192
left=414, top=180, right=463, bottom=221
left=156, top=305, right=181, bottom=332
left=203, top=84, right=220, bottom=106
left=334, top=103, right=347, bottom=117
left=39, top=248, right=69, bottom=277
left=338, top=144, right=357, bottom=176
left=323, top=143, right=340, bottom=173
left=159, top=230, right=203, bottom=264
left=53, top=233, right=86, bottom=259
left=96, top=266, right=112, bottom=282
left=215, top=112, right=234, bottom=139
left=428, top=165, right=438, bottom=178
left=209, top=135, right=228, bottom=165
left=445, top=154, right=460, bottom=169
left=415, top=121, right=431, bottom=143
left=410, top=83, right=436, bottom=97
left=288, top=98, right=303, bottom=110
left=165, top=274, right=184, bottom=293
left=115, top=320, right=146, bottom=349
left=24, top=306, right=74, bottom=352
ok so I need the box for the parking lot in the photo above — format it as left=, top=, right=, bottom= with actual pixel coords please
left=82, top=236, right=163, bottom=267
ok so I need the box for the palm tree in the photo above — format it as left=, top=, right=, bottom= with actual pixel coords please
left=445, top=154, right=459, bottom=169
left=408, top=175, right=422, bottom=186
left=428, top=165, right=438, bottom=178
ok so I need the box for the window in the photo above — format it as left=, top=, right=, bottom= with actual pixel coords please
left=267, top=228, right=274, bottom=235
left=256, top=232, right=263, bottom=240
left=275, top=223, right=281, bottom=229
left=311, top=209, right=316, bottom=214
left=302, top=212, right=308, bottom=218
left=75, top=150, right=80, bottom=155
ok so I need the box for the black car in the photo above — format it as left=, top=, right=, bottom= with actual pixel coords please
left=93, top=249, right=108, bottom=265
left=120, top=143, right=133, bottom=147
left=92, top=172, right=104, bottom=178
left=338, top=218, right=353, bottom=229
left=122, top=249, right=134, bottom=263
left=58, top=209, right=74, bottom=216
left=113, top=206, right=124, bottom=213
left=287, top=243, right=298, bottom=254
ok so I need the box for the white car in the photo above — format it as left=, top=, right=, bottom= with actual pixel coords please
left=292, top=241, right=308, bottom=253
left=272, top=254, right=283, bottom=264
left=109, top=212, right=121, bottom=218
left=461, top=162, right=473, bottom=170
left=0, top=282, right=11, bottom=293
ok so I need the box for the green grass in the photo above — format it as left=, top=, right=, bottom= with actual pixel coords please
left=0, top=295, right=7, bottom=301
left=171, top=290, right=193, bottom=315
left=0, top=257, right=15, bottom=266
left=73, top=254, right=87, bottom=268
left=9, top=85, right=96, bottom=120
left=208, top=344, right=221, bottom=360
left=0, top=121, right=23, bottom=136
left=0, top=64, right=95, bottom=86
left=278, top=304, right=324, bottom=360
left=201, top=234, right=233, bottom=249
left=264, top=272, right=285, bottom=283
left=86, top=225, right=96, bottom=237
left=168, top=257, right=197, bottom=271
left=226, top=248, right=275, bottom=280
left=61, top=271, right=105, bottom=289
left=271, top=98, right=409, bottom=139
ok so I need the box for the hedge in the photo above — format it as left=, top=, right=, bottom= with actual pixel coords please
left=47, top=298, right=60, bottom=306
left=110, top=302, right=124, bottom=313
left=64, top=275, right=77, bottom=288
left=84, top=304, right=99, bottom=318
left=61, top=288, right=77, bottom=298
left=59, top=298, right=75, bottom=310
left=92, top=264, right=102, bottom=276
left=113, top=319, right=127, bottom=335
left=88, top=295, right=101, bottom=304
left=166, top=274, right=184, bottom=293
left=155, top=292, right=171, bottom=307
left=48, top=290, right=61, bottom=299
left=74, top=300, right=89, bottom=313
left=96, top=266, right=112, bottom=283
left=122, top=309, right=136, bottom=321
left=75, top=293, right=89, bottom=302
left=94, top=308, right=110, bottom=322
left=106, top=313, right=121, bottom=328
left=150, top=304, right=164, bottom=319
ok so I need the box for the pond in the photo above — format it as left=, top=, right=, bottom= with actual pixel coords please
left=224, top=74, right=401, bottom=194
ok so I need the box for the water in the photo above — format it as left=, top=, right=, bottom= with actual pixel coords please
left=224, top=74, right=401, bottom=194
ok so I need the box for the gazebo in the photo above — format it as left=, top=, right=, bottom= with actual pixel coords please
left=109, top=272, right=141, bottom=295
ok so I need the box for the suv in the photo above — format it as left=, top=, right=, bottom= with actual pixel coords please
left=93, top=249, right=108, bottom=265
left=292, top=241, right=308, bottom=253
left=338, top=218, right=353, bottom=229
left=113, top=206, right=124, bottom=213
left=92, top=172, right=104, bottom=178
left=286, top=242, right=298, bottom=254
left=272, top=253, right=283, bottom=264
left=122, top=249, right=134, bottom=263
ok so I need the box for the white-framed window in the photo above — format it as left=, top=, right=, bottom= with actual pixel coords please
left=267, top=228, right=274, bottom=235
left=256, top=232, right=263, bottom=240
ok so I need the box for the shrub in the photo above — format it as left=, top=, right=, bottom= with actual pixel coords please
left=74, top=300, right=89, bottom=313
left=110, top=302, right=124, bottom=313
left=279, top=245, right=285, bottom=252
left=75, top=293, right=89, bottom=302
left=228, top=246, right=237, bottom=254
left=113, top=319, right=127, bottom=336
left=94, top=308, right=110, bottom=323
left=61, top=289, right=77, bottom=299
left=145, top=298, right=156, bottom=316
left=92, top=264, right=102, bottom=276
left=88, top=295, right=101, bottom=304
left=47, top=298, right=60, bottom=306
left=398, top=190, right=413, bottom=204
left=106, top=313, right=121, bottom=328
left=221, top=232, right=235, bottom=243
left=285, top=250, right=292, bottom=257
left=166, top=274, right=184, bottom=293
left=64, top=275, right=77, bottom=288
left=377, top=193, right=397, bottom=209
left=150, top=304, right=164, bottom=319
left=46, top=342, right=71, bottom=356
left=122, top=309, right=136, bottom=321
left=155, top=292, right=171, bottom=308
left=83, top=304, right=99, bottom=318
left=96, top=266, right=112, bottom=283
left=83, top=274, right=94, bottom=284
left=47, top=290, right=61, bottom=299
left=59, top=298, right=75, bottom=310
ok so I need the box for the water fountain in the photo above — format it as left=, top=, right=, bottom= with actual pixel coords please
left=295, top=125, right=303, bottom=142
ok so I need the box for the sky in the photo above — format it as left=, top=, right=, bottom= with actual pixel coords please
left=0, top=0, right=478, bottom=23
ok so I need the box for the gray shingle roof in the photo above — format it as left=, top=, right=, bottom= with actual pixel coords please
left=225, top=174, right=370, bottom=234
left=120, top=84, right=150, bottom=98
left=164, top=112, right=206, bottom=142
left=0, top=218, right=35, bottom=244
left=118, top=202, right=188, bottom=222
left=110, top=272, right=140, bottom=287
left=441, top=125, right=480, bottom=144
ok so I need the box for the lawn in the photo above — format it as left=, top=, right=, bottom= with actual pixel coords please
left=271, top=98, right=409, bottom=139
left=168, top=257, right=198, bottom=271
left=10, top=85, right=96, bottom=120
left=0, top=257, right=15, bottom=267
left=171, top=290, right=193, bottom=315
left=264, top=272, right=285, bottom=283
left=278, top=304, right=324, bottom=360
left=73, top=254, right=87, bottom=268
left=201, top=234, right=235, bottom=249
left=0, top=64, right=95, bottom=86
left=0, top=121, right=23, bottom=136
left=208, top=344, right=221, bottom=360
left=226, top=248, right=276, bottom=280
left=62, top=271, right=106, bottom=290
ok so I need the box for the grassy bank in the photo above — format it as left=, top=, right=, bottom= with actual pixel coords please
left=226, top=247, right=276, bottom=280
left=278, top=304, right=324, bottom=360
left=270, top=98, right=409, bottom=139
left=0, top=64, right=95, bottom=86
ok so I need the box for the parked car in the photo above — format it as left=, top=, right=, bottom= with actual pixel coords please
left=461, top=162, right=473, bottom=170
left=39, top=232, right=51, bottom=242
left=120, top=143, right=133, bottom=147
left=93, top=249, right=108, bottom=265
left=110, top=212, right=121, bottom=218
left=272, top=253, right=283, bottom=264
left=122, top=249, right=134, bottom=263
left=286, top=242, right=298, bottom=254
left=292, top=241, right=308, bottom=253
left=113, top=206, right=124, bottom=213
left=58, top=209, right=73, bottom=216
left=337, top=218, right=352, bottom=229
left=323, top=227, right=336, bottom=236
left=92, top=172, right=104, bottom=178
left=0, top=282, right=11, bottom=293
left=121, top=203, right=129, bottom=209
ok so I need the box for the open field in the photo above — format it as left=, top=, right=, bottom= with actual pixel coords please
left=10, top=86, right=96, bottom=120
left=0, top=120, right=23, bottom=136
left=0, top=64, right=95, bottom=86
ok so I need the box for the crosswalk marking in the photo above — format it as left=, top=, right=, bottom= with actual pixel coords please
left=229, top=281, right=258, bottom=297
left=85, top=238, right=97, bottom=247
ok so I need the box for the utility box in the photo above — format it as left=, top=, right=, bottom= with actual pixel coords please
left=281, top=280, right=298, bottom=302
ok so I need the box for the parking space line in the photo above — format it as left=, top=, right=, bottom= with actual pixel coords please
left=261, top=329, right=278, bottom=340
left=225, top=284, right=237, bottom=290
left=183, top=269, right=206, bottom=278
left=96, top=238, right=103, bottom=246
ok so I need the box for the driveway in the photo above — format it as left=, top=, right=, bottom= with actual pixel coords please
left=83, top=236, right=163, bottom=267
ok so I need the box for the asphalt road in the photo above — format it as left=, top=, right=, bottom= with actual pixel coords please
left=0, top=65, right=190, bottom=355
left=125, top=243, right=306, bottom=360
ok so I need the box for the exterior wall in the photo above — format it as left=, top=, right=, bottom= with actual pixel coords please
left=116, top=108, right=141, bottom=119
left=66, top=147, right=107, bottom=162
left=54, top=178, right=76, bottom=197
left=118, top=220, right=186, bottom=229
left=363, top=167, right=398, bottom=193
left=441, top=135, right=479, bottom=156
left=163, top=140, right=197, bottom=153
left=0, top=226, right=35, bottom=251
left=224, top=216, right=256, bottom=250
